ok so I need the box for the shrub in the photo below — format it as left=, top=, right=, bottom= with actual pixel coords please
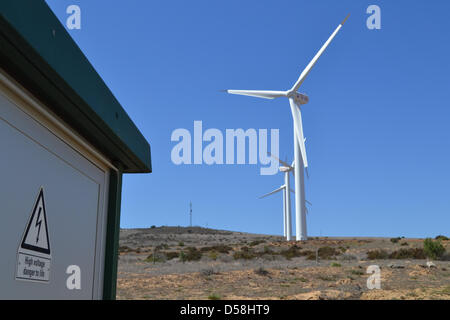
left=318, top=246, right=340, bottom=259
left=390, top=237, right=401, bottom=244
left=184, top=247, right=202, bottom=261
left=155, top=243, right=169, bottom=250
left=389, top=248, right=425, bottom=259
left=254, top=267, right=269, bottom=276
left=150, top=225, right=156, bottom=229
left=233, top=247, right=256, bottom=260
left=441, top=253, right=450, bottom=261
left=178, top=241, right=184, bottom=247
left=263, top=246, right=274, bottom=254
left=400, top=242, right=409, bottom=246
left=367, top=249, right=389, bottom=260
left=305, top=250, right=317, bottom=260
left=249, top=240, right=266, bottom=246
left=339, top=253, right=357, bottom=261
left=435, top=235, right=449, bottom=241
left=350, top=269, right=364, bottom=276
left=367, top=248, right=426, bottom=260
left=208, top=250, right=218, bottom=260
left=200, top=245, right=232, bottom=254
left=424, top=238, right=446, bottom=259
left=217, top=244, right=233, bottom=253
left=179, top=251, right=187, bottom=263
left=144, top=253, right=164, bottom=263
left=164, top=251, right=179, bottom=260
left=119, top=246, right=132, bottom=253
left=331, top=262, right=341, bottom=267
left=208, top=293, right=221, bottom=300
left=318, top=275, right=335, bottom=281
left=280, top=246, right=302, bottom=260
left=201, top=268, right=216, bottom=276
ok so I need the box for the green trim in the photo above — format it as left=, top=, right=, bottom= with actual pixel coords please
left=0, top=0, right=151, bottom=173
left=103, top=169, right=123, bottom=300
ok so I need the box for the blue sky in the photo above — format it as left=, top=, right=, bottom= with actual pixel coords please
left=45, top=0, right=450, bottom=238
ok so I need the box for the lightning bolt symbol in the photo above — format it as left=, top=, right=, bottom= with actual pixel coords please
left=35, top=207, right=42, bottom=244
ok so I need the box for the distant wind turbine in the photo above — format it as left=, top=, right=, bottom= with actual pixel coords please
left=262, top=153, right=311, bottom=240
left=259, top=184, right=294, bottom=240
left=268, top=153, right=294, bottom=240
left=227, top=14, right=349, bottom=240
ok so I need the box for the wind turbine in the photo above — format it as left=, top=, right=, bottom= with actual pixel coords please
left=227, top=15, right=349, bottom=241
left=259, top=184, right=296, bottom=241
left=261, top=153, right=312, bottom=241
left=267, top=153, right=294, bottom=240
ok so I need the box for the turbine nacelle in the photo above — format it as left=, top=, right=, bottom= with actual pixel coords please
left=279, top=166, right=292, bottom=172
left=292, top=92, right=309, bottom=105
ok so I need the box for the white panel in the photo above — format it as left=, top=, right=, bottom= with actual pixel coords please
left=0, top=80, right=109, bottom=299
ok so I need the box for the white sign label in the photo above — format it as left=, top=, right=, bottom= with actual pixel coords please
left=16, top=253, right=51, bottom=282
left=16, top=188, right=52, bottom=283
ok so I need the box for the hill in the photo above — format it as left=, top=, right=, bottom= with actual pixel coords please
left=117, top=227, right=450, bottom=300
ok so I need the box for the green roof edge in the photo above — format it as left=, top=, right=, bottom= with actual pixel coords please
left=0, top=0, right=152, bottom=173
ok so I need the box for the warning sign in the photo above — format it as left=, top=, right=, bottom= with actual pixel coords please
left=16, top=253, right=51, bottom=282
left=16, top=188, right=52, bottom=282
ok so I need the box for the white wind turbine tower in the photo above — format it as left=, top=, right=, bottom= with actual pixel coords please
left=227, top=15, right=349, bottom=240
left=259, top=184, right=292, bottom=240
left=259, top=155, right=295, bottom=240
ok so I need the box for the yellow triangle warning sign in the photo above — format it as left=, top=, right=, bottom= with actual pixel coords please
left=20, top=188, right=51, bottom=255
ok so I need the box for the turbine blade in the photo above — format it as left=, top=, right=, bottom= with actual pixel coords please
left=268, top=152, right=292, bottom=169
left=290, top=15, right=349, bottom=93
left=290, top=160, right=295, bottom=177
left=304, top=139, right=309, bottom=178
left=259, top=185, right=285, bottom=199
left=289, top=99, right=308, bottom=168
left=226, top=90, right=286, bottom=100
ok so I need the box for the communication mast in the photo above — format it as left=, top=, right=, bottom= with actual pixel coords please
left=189, top=201, right=192, bottom=227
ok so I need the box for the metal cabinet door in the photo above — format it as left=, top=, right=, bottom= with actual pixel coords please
left=0, top=85, right=109, bottom=299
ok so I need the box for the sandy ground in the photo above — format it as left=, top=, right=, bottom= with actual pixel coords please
left=116, top=227, right=450, bottom=300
